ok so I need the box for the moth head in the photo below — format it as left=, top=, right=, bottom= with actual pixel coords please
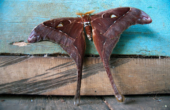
left=137, top=10, right=152, bottom=24
left=76, top=10, right=95, bottom=23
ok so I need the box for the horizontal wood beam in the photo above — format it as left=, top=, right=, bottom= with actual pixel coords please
left=0, top=56, right=170, bottom=95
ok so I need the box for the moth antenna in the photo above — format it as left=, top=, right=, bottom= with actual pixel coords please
left=76, top=10, right=95, bottom=17
left=84, top=10, right=95, bottom=15
left=76, top=12, right=84, bottom=17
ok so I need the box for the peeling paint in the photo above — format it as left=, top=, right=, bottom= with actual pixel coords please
left=13, top=42, right=29, bottom=47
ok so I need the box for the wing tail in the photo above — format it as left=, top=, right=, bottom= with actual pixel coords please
left=93, top=30, right=124, bottom=101
left=103, top=59, right=125, bottom=102
left=102, top=39, right=125, bottom=102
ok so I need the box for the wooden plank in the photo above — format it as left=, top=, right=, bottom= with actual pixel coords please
left=0, top=0, right=170, bottom=56
left=0, top=56, right=170, bottom=95
left=0, top=95, right=169, bottom=110
left=103, top=95, right=170, bottom=110
left=0, top=95, right=108, bottom=110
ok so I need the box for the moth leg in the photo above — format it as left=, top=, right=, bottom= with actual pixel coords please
left=74, top=64, right=83, bottom=106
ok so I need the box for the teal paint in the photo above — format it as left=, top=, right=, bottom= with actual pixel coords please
left=0, top=0, right=170, bottom=56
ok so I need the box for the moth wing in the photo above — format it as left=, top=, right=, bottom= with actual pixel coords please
left=28, top=17, right=86, bottom=105
left=91, top=7, right=150, bottom=102
left=28, top=17, right=86, bottom=66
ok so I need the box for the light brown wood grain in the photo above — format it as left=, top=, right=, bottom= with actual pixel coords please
left=0, top=56, right=169, bottom=95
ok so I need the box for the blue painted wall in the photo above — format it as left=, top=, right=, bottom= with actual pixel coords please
left=0, top=0, right=170, bottom=56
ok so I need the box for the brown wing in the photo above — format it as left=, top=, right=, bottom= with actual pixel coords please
left=91, top=7, right=152, bottom=102
left=28, top=18, right=85, bottom=61
left=28, top=17, right=86, bottom=105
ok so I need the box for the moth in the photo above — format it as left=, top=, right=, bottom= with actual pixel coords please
left=28, top=7, right=152, bottom=105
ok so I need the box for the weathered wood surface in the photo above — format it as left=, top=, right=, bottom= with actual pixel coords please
left=0, top=95, right=169, bottom=110
left=0, top=0, right=170, bottom=56
left=103, top=95, right=170, bottom=110
left=0, top=56, right=170, bottom=95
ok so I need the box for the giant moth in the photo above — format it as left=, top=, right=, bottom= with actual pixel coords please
left=28, top=7, right=152, bottom=105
